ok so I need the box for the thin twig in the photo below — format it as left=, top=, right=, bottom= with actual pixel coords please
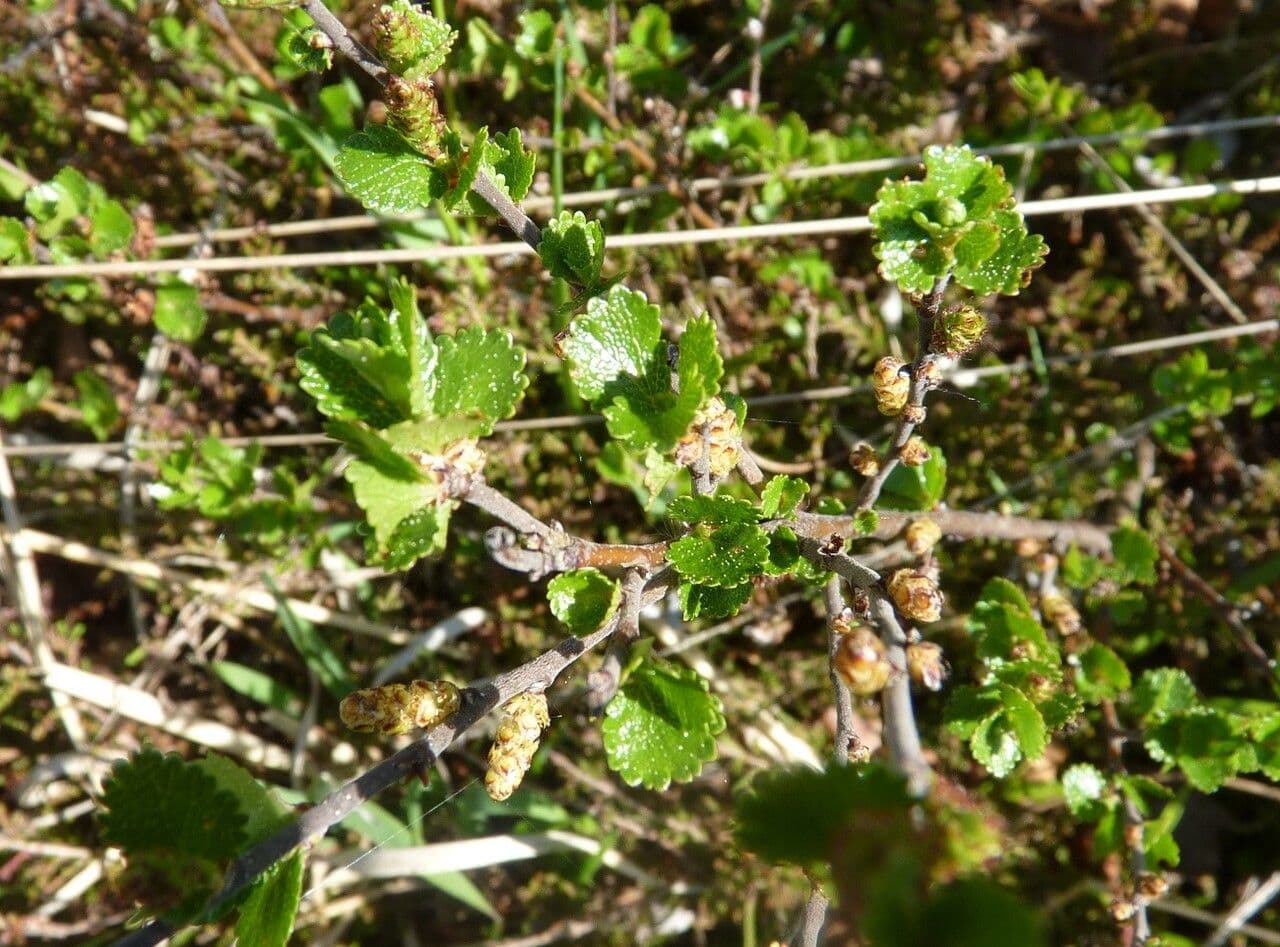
left=112, top=584, right=662, bottom=947
left=1101, top=699, right=1151, bottom=945
left=856, top=277, right=949, bottom=511
left=823, top=577, right=857, bottom=763
left=1205, top=871, right=1280, bottom=947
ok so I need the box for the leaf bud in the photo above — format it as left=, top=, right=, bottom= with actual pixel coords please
left=674, top=396, right=743, bottom=479
left=411, top=438, right=487, bottom=499
left=385, top=75, right=446, bottom=155
left=901, top=404, right=926, bottom=424
left=931, top=306, right=987, bottom=358
left=849, top=442, right=880, bottom=476
left=1136, top=872, right=1168, bottom=902
left=904, top=517, right=942, bottom=556
left=887, top=569, right=944, bottom=623
left=918, top=358, right=942, bottom=389
left=1041, top=592, right=1082, bottom=635
left=372, top=0, right=458, bottom=78
left=1015, top=537, right=1043, bottom=559
left=906, top=640, right=949, bottom=691
left=340, top=679, right=461, bottom=735
left=872, top=356, right=910, bottom=416
left=898, top=436, right=931, bottom=467
left=833, top=625, right=893, bottom=697
left=1109, top=897, right=1138, bottom=923
left=485, top=692, right=550, bottom=801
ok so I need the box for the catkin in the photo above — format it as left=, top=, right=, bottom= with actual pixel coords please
left=339, top=680, right=460, bottom=735
left=485, top=692, right=550, bottom=801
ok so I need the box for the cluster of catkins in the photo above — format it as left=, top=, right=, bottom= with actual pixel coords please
left=340, top=681, right=550, bottom=802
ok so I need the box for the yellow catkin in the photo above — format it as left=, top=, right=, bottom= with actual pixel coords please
left=485, top=692, right=550, bottom=801
left=887, top=569, right=944, bottom=623
left=339, top=680, right=461, bottom=735
left=674, top=396, right=743, bottom=479
left=833, top=625, right=893, bottom=697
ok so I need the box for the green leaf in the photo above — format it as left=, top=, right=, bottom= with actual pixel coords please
left=381, top=503, right=451, bottom=569
left=344, top=456, right=446, bottom=550
left=668, top=493, right=758, bottom=525
left=73, top=369, right=118, bottom=440
left=953, top=209, right=1047, bottom=296
left=1061, top=763, right=1108, bottom=818
left=269, top=582, right=356, bottom=698
left=853, top=508, right=880, bottom=534
left=193, top=755, right=292, bottom=844
left=759, top=475, right=809, bottom=518
left=25, top=167, right=91, bottom=239
left=234, top=850, right=304, bottom=947
left=281, top=27, right=334, bottom=72
left=559, top=287, right=722, bottom=452
left=998, top=686, right=1047, bottom=760
left=547, top=568, right=622, bottom=634
left=325, top=420, right=427, bottom=480
left=560, top=285, right=663, bottom=405
left=539, top=210, right=606, bottom=287
left=0, top=367, right=51, bottom=421
left=1145, top=708, right=1243, bottom=792
left=423, top=327, right=528, bottom=426
left=1109, top=526, right=1158, bottom=586
left=333, top=125, right=439, bottom=213
left=920, top=880, right=1047, bottom=947
left=1143, top=796, right=1184, bottom=869
left=870, top=146, right=1045, bottom=297
left=735, top=763, right=911, bottom=866
left=877, top=447, right=946, bottom=511
left=0, top=216, right=34, bottom=263
left=297, top=301, right=419, bottom=427
left=668, top=522, right=769, bottom=588
left=153, top=283, right=207, bottom=342
left=211, top=662, right=303, bottom=716
left=602, top=658, right=725, bottom=790
left=1075, top=642, right=1131, bottom=703
left=488, top=129, right=536, bottom=203
left=943, top=685, right=1003, bottom=739
left=976, top=577, right=1034, bottom=615
left=967, top=600, right=1050, bottom=662
left=89, top=199, right=134, bottom=256
left=100, top=748, right=247, bottom=863
left=970, top=711, right=1022, bottom=777
left=1061, top=546, right=1106, bottom=589
left=764, top=525, right=801, bottom=576
left=678, top=580, right=752, bottom=620
left=1133, top=668, right=1198, bottom=723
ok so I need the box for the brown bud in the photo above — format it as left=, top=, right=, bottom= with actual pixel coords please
left=850, top=442, right=880, bottom=476
left=1034, top=552, right=1059, bottom=574
left=1123, top=822, right=1144, bottom=850
left=904, top=518, right=942, bottom=556
left=834, top=625, right=893, bottom=697
left=1110, top=897, right=1138, bottom=923
left=887, top=569, right=944, bottom=623
left=674, top=396, right=743, bottom=479
left=898, top=436, right=931, bottom=467
left=906, top=640, right=949, bottom=691
left=1041, top=592, right=1082, bottom=636
left=340, top=679, right=461, bottom=735
left=900, top=404, right=926, bottom=425
left=872, top=356, right=910, bottom=416
left=1135, top=872, right=1168, bottom=902
left=918, top=358, right=942, bottom=389
left=830, top=606, right=858, bottom=637
left=1015, top=537, right=1043, bottom=559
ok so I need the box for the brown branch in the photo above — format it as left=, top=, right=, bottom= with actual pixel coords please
left=112, top=581, right=665, bottom=947
left=798, top=538, right=931, bottom=795
left=1157, top=540, right=1272, bottom=673
left=791, top=509, right=1113, bottom=556
left=299, top=0, right=541, bottom=250
left=823, top=577, right=857, bottom=764
left=856, top=277, right=949, bottom=511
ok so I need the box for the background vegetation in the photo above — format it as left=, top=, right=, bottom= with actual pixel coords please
left=1, top=0, right=1278, bottom=944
